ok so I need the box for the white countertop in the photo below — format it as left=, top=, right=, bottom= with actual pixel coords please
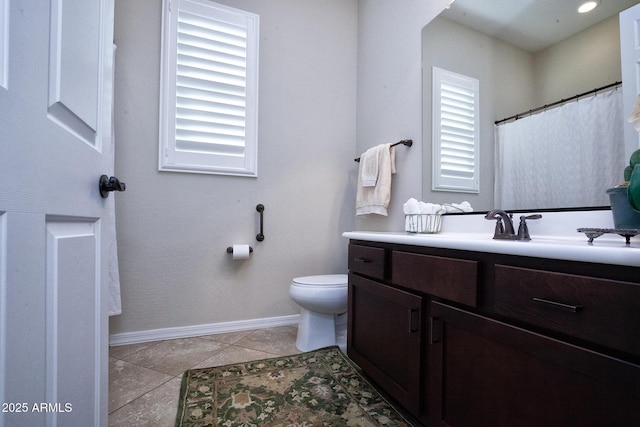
left=343, top=210, right=640, bottom=267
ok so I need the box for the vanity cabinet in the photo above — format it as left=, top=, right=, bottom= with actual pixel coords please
left=346, top=239, right=640, bottom=426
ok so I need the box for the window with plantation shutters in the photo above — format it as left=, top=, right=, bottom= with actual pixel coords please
left=432, top=67, right=479, bottom=193
left=159, top=0, right=259, bottom=176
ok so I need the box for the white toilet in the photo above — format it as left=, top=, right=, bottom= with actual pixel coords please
left=289, top=274, right=348, bottom=352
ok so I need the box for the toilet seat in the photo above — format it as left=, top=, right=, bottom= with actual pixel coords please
left=292, top=274, right=347, bottom=287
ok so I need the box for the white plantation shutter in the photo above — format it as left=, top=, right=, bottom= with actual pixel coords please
left=432, top=67, right=479, bottom=192
left=160, top=0, right=259, bottom=176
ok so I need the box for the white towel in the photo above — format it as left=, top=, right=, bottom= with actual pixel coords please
left=404, top=198, right=472, bottom=232
left=359, top=145, right=380, bottom=187
left=356, top=143, right=396, bottom=215
left=403, top=198, right=420, bottom=214
left=405, top=200, right=445, bottom=232
left=419, top=202, right=443, bottom=214
left=403, top=198, right=420, bottom=230
left=444, top=201, right=474, bottom=213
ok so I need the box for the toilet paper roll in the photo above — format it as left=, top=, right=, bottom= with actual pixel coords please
left=232, top=244, right=251, bottom=260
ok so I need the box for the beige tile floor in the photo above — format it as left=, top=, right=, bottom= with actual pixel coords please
left=108, top=325, right=300, bottom=427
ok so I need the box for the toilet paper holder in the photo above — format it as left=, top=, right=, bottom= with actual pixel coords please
left=226, top=246, right=254, bottom=254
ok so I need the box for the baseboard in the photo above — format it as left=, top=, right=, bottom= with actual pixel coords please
left=109, top=314, right=300, bottom=347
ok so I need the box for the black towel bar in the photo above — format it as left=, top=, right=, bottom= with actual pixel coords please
left=354, top=139, right=412, bottom=162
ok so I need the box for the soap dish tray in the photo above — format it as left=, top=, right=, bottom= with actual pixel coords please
left=577, top=228, right=640, bottom=244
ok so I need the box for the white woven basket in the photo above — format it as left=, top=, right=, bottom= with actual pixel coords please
left=405, top=213, right=442, bottom=233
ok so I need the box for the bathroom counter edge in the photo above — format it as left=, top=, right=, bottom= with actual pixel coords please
left=342, top=231, right=640, bottom=267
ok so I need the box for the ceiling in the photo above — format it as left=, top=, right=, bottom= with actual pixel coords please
left=441, top=0, right=640, bottom=52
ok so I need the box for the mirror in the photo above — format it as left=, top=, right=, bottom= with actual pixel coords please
left=422, top=0, right=638, bottom=212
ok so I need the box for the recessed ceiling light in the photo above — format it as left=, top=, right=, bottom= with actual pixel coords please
left=578, top=1, right=600, bottom=13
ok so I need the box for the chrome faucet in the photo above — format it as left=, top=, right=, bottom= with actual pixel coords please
left=485, top=210, right=542, bottom=240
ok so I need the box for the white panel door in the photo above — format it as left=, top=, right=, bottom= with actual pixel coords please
left=621, top=3, right=640, bottom=159
left=0, top=0, right=115, bottom=426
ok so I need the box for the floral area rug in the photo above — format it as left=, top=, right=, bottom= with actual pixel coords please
left=175, top=345, right=412, bottom=426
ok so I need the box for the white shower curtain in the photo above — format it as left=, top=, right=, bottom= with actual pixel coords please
left=495, top=88, right=625, bottom=210
left=107, top=186, right=122, bottom=316
left=108, top=44, right=122, bottom=316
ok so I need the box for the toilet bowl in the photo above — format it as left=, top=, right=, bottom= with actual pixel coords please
left=289, top=274, right=348, bottom=352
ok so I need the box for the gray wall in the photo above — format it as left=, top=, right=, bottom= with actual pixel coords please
left=355, top=0, right=452, bottom=232
left=533, top=15, right=621, bottom=106
left=111, top=0, right=360, bottom=334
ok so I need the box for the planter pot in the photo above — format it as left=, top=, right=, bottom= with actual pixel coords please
left=606, top=187, right=640, bottom=229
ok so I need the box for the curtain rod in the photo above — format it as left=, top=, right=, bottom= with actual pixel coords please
left=354, top=139, right=413, bottom=162
left=494, top=81, right=622, bottom=126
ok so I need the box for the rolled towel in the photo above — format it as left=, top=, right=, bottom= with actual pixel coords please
left=419, top=202, right=444, bottom=214
left=405, top=199, right=447, bottom=231
left=403, top=198, right=420, bottom=214
left=444, top=201, right=473, bottom=213
left=404, top=198, right=420, bottom=231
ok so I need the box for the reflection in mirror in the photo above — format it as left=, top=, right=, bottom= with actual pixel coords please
left=422, top=0, right=638, bottom=212
left=495, top=87, right=624, bottom=210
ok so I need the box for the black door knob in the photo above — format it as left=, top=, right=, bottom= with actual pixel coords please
left=99, top=175, right=126, bottom=198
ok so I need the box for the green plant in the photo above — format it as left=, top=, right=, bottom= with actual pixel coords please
left=623, top=149, right=640, bottom=210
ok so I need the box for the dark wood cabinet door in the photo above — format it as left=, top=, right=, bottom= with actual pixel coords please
left=347, top=273, right=423, bottom=417
left=429, top=301, right=640, bottom=427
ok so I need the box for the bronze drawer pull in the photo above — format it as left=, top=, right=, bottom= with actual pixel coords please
left=533, top=297, right=584, bottom=313
left=353, top=258, right=370, bottom=263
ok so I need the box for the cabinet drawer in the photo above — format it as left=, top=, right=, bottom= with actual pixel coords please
left=392, top=251, right=478, bottom=307
left=495, top=265, right=640, bottom=357
left=348, top=244, right=386, bottom=280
